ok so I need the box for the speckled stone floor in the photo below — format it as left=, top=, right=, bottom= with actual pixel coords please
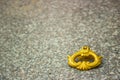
left=0, top=0, right=120, bottom=80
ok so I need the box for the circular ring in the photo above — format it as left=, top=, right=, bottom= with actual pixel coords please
left=68, top=46, right=102, bottom=70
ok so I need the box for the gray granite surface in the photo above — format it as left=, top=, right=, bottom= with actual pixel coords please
left=0, top=0, right=120, bottom=80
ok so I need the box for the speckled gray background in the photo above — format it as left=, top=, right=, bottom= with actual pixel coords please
left=0, top=0, right=120, bottom=80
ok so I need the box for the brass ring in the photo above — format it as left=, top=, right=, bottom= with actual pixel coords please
left=68, top=46, right=102, bottom=70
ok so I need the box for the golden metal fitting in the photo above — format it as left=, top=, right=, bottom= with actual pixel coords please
left=68, top=46, right=102, bottom=70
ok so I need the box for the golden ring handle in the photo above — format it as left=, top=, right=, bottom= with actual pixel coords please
left=67, top=46, right=102, bottom=70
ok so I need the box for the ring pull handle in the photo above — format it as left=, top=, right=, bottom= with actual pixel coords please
left=68, top=46, right=102, bottom=70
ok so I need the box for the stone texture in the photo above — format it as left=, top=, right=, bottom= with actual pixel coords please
left=0, top=0, right=120, bottom=80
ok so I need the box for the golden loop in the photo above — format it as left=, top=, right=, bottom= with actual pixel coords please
left=67, top=46, right=102, bottom=70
